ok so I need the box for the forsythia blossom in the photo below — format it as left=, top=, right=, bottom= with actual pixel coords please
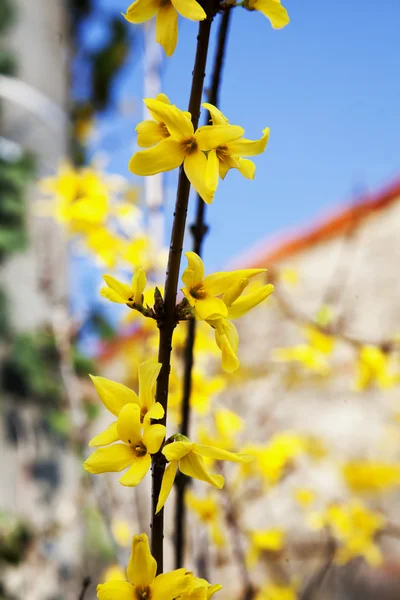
left=124, top=0, right=206, bottom=57
left=244, top=0, right=290, bottom=29
left=129, top=98, right=244, bottom=204
left=156, top=435, right=252, bottom=512
left=101, top=267, right=147, bottom=307
left=84, top=360, right=165, bottom=486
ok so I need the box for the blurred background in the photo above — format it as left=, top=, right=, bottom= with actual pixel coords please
left=1, top=0, right=400, bottom=599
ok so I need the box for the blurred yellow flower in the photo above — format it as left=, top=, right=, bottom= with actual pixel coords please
left=293, top=488, right=316, bottom=509
left=101, top=564, right=126, bottom=583
left=354, top=345, right=397, bottom=391
left=247, top=528, right=285, bottom=566
left=124, top=0, right=206, bottom=57
left=186, top=491, right=225, bottom=547
left=130, top=99, right=244, bottom=204
left=245, top=0, right=290, bottom=29
left=256, top=584, right=297, bottom=600
left=342, top=461, right=400, bottom=494
left=111, top=518, right=132, bottom=547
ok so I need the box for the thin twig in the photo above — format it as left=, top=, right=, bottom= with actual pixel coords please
left=174, top=5, right=233, bottom=570
left=78, top=576, right=91, bottom=600
left=151, top=0, right=219, bottom=574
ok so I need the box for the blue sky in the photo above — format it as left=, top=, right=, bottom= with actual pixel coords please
left=84, top=0, right=400, bottom=272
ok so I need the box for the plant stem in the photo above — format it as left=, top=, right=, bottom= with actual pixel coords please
left=174, top=5, right=233, bottom=570
left=150, top=0, right=219, bottom=574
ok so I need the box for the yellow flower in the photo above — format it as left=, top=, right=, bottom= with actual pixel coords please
left=124, top=0, right=206, bottom=57
left=84, top=402, right=165, bottom=486
left=111, top=519, right=133, bottom=548
left=101, top=267, right=147, bottom=306
left=85, top=228, right=125, bottom=268
left=156, top=436, right=252, bottom=513
left=245, top=0, right=290, bottom=29
left=129, top=99, right=244, bottom=204
left=136, top=93, right=191, bottom=147
left=313, top=501, right=385, bottom=566
left=186, top=491, right=225, bottom=547
left=197, top=409, right=244, bottom=464
left=354, top=345, right=397, bottom=391
left=206, top=279, right=274, bottom=372
left=247, top=529, right=285, bottom=566
left=97, top=533, right=195, bottom=600
left=293, top=488, right=316, bottom=509
left=342, top=461, right=400, bottom=494
left=256, top=584, right=297, bottom=600
left=182, top=251, right=267, bottom=321
left=89, top=360, right=163, bottom=434
left=202, top=102, right=270, bottom=182
left=180, top=578, right=222, bottom=600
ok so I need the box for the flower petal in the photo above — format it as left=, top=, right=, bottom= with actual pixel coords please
left=182, top=251, right=205, bottom=289
left=171, top=0, right=206, bottom=20
left=124, top=0, right=159, bottom=23
left=202, top=102, right=229, bottom=126
left=129, top=139, right=185, bottom=176
left=97, top=581, right=134, bottom=600
left=119, top=454, right=151, bottom=486
left=237, top=158, right=256, bottom=180
left=143, top=424, right=166, bottom=454
left=100, top=287, right=128, bottom=304
left=183, top=148, right=215, bottom=205
left=89, top=422, right=119, bottom=447
left=144, top=99, right=194, bottom=140
left=84, top=444, right=134, bottom=474
left=203, top=269, right=266, bottom=296
left=152, top=569, right=195, bottom=600
left=156, top=460, right=178, bottom=513
left=212, top=318, right=240, bottom=373
left=228, top=127, right=270, bottom=157
left=195, top=125, right=244, bottom=151
left=131, top=267, right=147, bottom=304
left=102, top=275, right=132, bottom=302
left=163, top=441, right=193, bottom=462
left=193, top=444, right=253, bottom=463
left=136, top=120, right=167, bottom=148
left=222, top=278, right=249, bottom=308
left=179, top=453, right=225, bottom=488
left=156, top=1, right=178, bottom=57
left=117, top=403, right=142, bottom=445
left=144, top=402, right=165, bottom=425
left=127, top=533, right=156, bottom=588
left=206, top=149, right=219, bottom=193
left=252, top=0, right=290, bottom=29
left=138, top=360, right=162, bottom=412
left=228, top=284, right=274, bottom=320
left=89, top=375, right=139, bottom=417
left=194, top=297, right=228, bottom=321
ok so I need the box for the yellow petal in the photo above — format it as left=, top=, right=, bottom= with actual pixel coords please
left=207, top=584, right=223, bottom=599
left=156, top=93, right=171, bottom=104
left=97, top=581, right=134, bottom=600
left=124, top=0, right=159, bottom=23
left=179, top=453, right=225, bottom=488
left=237, top=158, right=256, bottom=179
left=163, top=441, right=193, bottom=461
left=131, top=267, right=147, bottom=304
left=253, top=0, right=290, bottom=29
left=89, top=422, right=119, bottom=447
left=194, top=297, right=228, bottom=321
left=127, top=533, right=156, bottom=587
left=89, top=375, right=139, bottom=416
left=228, top=127, right=270, bottom=157
left=202, top=102, right=229, bottom=126
left=138, top=360, right=162, bottom=412
left=213, top=319, right=240, bottom=373
left=143, top=424, right=166, bottom=454
left=119, top=454, right=151, bottom=486
left=195, top=125, right=244, bottom=151
left=156, top=1, right=178, bottom=57
left=84, top=444, right=134, bottom=474
left=129, top=139, right=185, bottom=176
left=100, top=287, right=128, bottom=304
left=193, top=444, right=253, bottom=463
left=206, top=149, right=219, bottom=193
left=222, top=278, right=249, bottom=308
left=144, top=402, right=165, bottom=424
left=136, top=120, right=168, bottom=148
left=144, top=98, right=194, bottom=140
left=152, top=569, right=195, bottom=600
left=171, top=0, right=206, bottom=20
left=156, top=460, right=178, bottom=513
left=102, top=275, right=132, bottom=302
left=203, top=269, right=265, bottom=296
left=117, top=404, right=142, bottom=445
left=227, top=283, right=274, bottom=319
left=183, top=148, right=215, bottom=205
left=182, top=251, right=205, bottom=289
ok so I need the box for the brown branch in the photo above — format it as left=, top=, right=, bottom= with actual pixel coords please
left=150, top=0, right=219, bottom=574
left=174, top=5, right=233, bottom=570
left=78, top=576, right=91, bottom=600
